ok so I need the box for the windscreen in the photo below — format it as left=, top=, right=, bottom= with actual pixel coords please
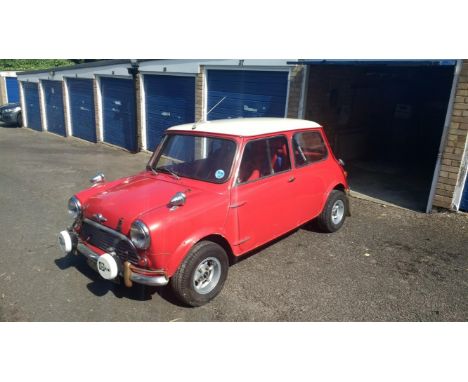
left=150, top=134, right=237, bottom=183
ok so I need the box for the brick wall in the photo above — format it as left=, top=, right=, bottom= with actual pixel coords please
left=93, top=78, right=101, bottom=142
left=135, top=73, right=142, bottom=151
left=0, top=77, right=7, bottom=105
left=195, top=66, right=204, bottom=121
left=304, top=66, right=362, bottom=156
left=432, top=60, right=468, bottom=210
left=286, top=65, right=305, bottom=118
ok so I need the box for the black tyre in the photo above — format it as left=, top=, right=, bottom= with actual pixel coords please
left=170, top=241, right=229, bottom=307
left=16, top=112, right=23, bottom=127
left=316, top=190, right=348, bottom=233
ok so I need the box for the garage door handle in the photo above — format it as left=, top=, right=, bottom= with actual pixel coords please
left=288, top=176, right=295, bottom=183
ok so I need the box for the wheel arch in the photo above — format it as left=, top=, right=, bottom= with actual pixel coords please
left=198, top=234, right=235, bottom=265
left=322, top=182, right=347, bottom=205
left=320, top=182, right=350, bottom=217
left=166, top=230, right=234, bottom=277
left=331, top=182, right=350, bottom=216
left=332, top=183, right=346, bottom=192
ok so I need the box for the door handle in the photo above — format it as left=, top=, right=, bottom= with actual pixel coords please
left=288, top=176, right=296, bottom=183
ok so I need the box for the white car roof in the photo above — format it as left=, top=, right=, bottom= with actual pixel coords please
left=167, top=118, right=322, bottom=137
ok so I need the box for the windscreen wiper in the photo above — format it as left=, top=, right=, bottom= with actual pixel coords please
left=146, top=164, right=158, bottom=175
left=155, top=166, right=180, bottom=180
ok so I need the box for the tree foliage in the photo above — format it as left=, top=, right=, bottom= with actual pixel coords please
left=0, top=59, right=76, bottom=71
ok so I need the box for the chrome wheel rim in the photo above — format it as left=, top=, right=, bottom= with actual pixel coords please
left=192, top=257, right=221, bottom=295
left=331, top=200, right=345, bottom=225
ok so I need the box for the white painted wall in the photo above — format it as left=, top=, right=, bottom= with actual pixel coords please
left=0, top=71, right=18, bottom=77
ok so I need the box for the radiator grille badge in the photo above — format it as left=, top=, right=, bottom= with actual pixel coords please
left=93, top=213, right=107, bottom=223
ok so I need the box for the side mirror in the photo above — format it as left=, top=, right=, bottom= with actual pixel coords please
left=90, top=172, right=105, bottom=184
left=169, top=192, right=186, bottom=208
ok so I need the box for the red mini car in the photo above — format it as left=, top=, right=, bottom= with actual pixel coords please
left=58, top=118, right=350, bottom=306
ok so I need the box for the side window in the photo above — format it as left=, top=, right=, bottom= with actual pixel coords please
left=238, top=136, right=291, bottom=184
left=238, top=139, right=270, bottom=183
left=292, top=131, right=328, bottom=167
left=268, top=136, right=291, bottom=174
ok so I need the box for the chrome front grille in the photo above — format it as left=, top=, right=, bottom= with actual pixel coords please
left=79, top=219, right=140, bottom=264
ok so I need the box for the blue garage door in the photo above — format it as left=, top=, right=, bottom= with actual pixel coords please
left=145, top=74, right=195, bottom=151
left=460, top=177, right=468, bottom=212
left=42, top=80, right=66, bottom=136
left=22, top=82, right=42, bottom=131
left=101, top=77, right=136, bottom=151
left=6, top=77, right=19, bottom=103
left=68, top=78, right=96, bottom=142
left=206, top=70, right=289, bottom=121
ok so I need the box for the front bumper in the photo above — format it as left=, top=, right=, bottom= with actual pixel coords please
left=0, top=111, right=19, bottom=124
left=77, top=242, right=169, bottom=287
left=59, top=230, right=168, bottom=287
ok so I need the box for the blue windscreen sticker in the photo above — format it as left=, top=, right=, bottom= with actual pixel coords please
left=215, top=169, right=225, bottom=179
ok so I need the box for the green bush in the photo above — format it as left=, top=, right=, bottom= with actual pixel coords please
left=0, top=59, right=76, bottom=71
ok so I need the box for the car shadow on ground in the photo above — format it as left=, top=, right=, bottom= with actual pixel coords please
left=54, top=253, right=154, bottom=302
left=0, top=123, right=20, bottom=129
left=230, top=220, right=327, bottom=264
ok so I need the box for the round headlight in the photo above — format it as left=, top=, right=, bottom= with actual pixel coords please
left=67, top=196, right=82, bottom=219
left=130, top=220, right=150, bottom=250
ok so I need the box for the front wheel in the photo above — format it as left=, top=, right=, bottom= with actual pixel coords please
left=16, top=112, right=23, bottom=127
left=170, top=241, right=229, bottom=307
left=316, top=190, right=348, bottom=233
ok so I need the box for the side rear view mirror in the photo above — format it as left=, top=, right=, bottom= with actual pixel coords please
left=90, top=172, right=105, bottom=184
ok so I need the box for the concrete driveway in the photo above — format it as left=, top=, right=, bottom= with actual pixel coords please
left=0, top=126, right=467, bottom=321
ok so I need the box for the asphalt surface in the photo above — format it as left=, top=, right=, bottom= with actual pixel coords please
left=0, top=125, right=467, bottom=321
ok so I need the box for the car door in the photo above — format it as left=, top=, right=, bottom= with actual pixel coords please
left=290, top=130, right=330, bottom=224
left=231, top=136, right=297, bottom=253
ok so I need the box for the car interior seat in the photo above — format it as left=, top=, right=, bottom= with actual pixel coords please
left=270, top=140, right=289, bottom=172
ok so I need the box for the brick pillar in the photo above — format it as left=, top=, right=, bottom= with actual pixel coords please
left=135, top=72, right=143, bottom=152
left=0, top=76, right=7, bottom=104
left=195, top=66, right=205, bottom=121
left=286, top=65, right=305, bottom=118
left=432, top=60, right=468, bottom=210
left=93, top=78, right=102, bottom=142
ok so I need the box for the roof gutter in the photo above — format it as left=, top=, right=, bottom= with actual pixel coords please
left=286, top=59, right=457, bottom=66
left=17, top=59, right=158, bottom=76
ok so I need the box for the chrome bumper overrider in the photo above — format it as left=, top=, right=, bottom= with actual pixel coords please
left=76, top=241, right=169, bottom=287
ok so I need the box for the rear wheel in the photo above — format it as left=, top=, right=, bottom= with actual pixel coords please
left=316, top=190, right=348, bottom=233
left=170, top=241, right=229, bottom=307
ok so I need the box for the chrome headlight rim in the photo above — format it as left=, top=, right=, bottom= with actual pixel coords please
left=67, top=196, right=82, bottom=219
left=130, top=220, right=151, bottom=250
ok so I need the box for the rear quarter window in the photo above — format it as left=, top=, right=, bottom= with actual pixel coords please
left=292, top=131, right=328, bottom=167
